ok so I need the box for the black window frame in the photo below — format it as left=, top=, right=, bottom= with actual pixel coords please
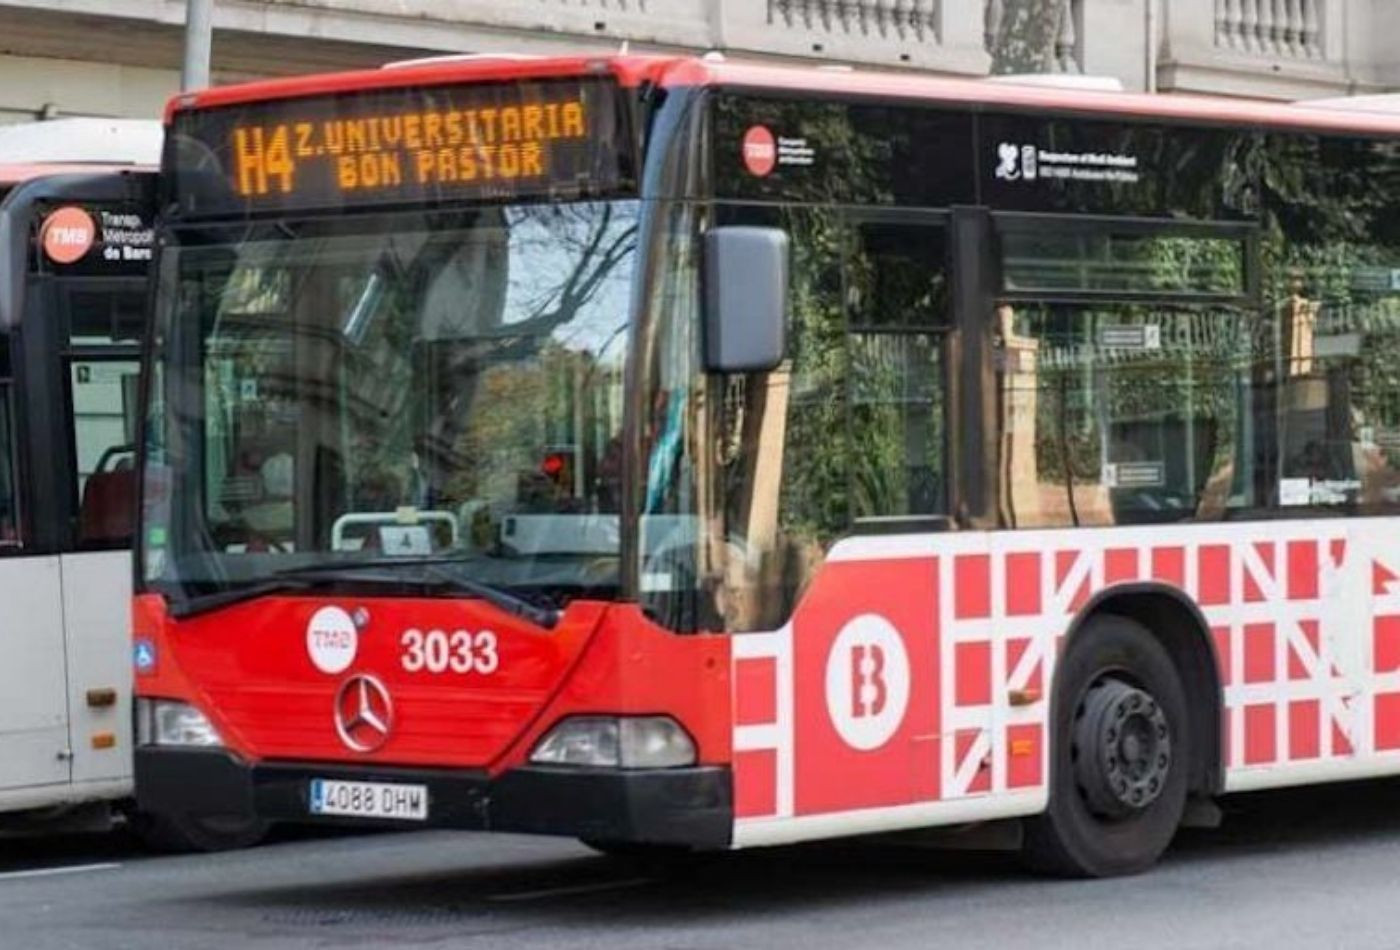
left=0, top=371, right=23, bottom=554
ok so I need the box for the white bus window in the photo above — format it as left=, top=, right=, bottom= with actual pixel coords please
left=71, top=360, right=141, bottom=549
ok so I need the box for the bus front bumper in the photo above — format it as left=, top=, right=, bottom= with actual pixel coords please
left=134, top=748, right=732, bottom=849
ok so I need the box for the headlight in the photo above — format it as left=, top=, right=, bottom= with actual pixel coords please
left=136, top=698, right=223, bottom=748
left=529, top=716, right=696, bottom=769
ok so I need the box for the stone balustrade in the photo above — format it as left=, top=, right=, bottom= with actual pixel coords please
left=1215, top=0, right=1325, bottom=60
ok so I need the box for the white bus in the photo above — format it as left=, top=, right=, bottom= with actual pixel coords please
left=0, top=119, right=264, bottom=849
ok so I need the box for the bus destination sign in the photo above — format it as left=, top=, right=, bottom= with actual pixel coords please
left=170, top=77, right=634, bottom=216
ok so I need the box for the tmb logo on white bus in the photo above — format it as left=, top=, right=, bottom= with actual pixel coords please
left=307, top=605, right=358, bottom=675
left=39, top=206, right=96, bottom=264
left=824, top=614, right=910, bottom=751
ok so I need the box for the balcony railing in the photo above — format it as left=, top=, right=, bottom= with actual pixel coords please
left=248, top=0, right=990, bottom=74
left=729, top=0, right=987, bottom=73
left=767, top=0, right=943, bottom=44
left=1214, top=0, right=1325, bottom=59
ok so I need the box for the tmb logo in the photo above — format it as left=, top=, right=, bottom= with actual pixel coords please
left=742, top=125, right=778, bottom=177
left=40, top=206, right=96, bottom=264
left=824, top=614, right=910, bottom=751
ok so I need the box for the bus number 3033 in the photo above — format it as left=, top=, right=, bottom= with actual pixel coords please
left=400, top=629, right=499, bottom=675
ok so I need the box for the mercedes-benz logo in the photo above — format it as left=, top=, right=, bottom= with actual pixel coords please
left=333, top=674, right=394, bottom=753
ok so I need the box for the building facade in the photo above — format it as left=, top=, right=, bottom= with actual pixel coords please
left=0, top=0, right=1395, bottom=124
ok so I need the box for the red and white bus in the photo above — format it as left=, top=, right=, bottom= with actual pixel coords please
left=133, top=54, right=1400, bottom=876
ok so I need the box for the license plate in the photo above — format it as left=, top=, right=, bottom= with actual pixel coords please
left=308, top=779, right=429, bottom=821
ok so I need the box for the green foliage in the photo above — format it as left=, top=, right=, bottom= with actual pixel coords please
left=778, top=206, right=850, bottom=543
left=987, top=0, right=1067, bottom=75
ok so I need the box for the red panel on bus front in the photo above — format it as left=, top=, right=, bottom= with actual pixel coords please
left=133, top=595, right=731, bottom=772
left=145, top=596, right=602, bottom=768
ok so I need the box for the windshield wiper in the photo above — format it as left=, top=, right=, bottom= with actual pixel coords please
left=274, top=557, right=561, bottom=630
left=167, top=578, right=313, bottom=620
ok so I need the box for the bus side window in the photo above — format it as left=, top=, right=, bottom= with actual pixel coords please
left=994, top=303, right=1255, bottom=528
left=1263, top=135, right=1400, bottom=514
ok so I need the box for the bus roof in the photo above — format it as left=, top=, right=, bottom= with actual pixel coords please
left=0, top=162, right=154, bottom=186
left=168, top=53, right=1400, bottom=139
left=0, top=119, right=162, bottom=167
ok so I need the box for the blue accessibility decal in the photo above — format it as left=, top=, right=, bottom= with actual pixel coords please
left=133, top=639, right=157, bottom=674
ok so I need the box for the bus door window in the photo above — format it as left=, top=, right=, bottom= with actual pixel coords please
left=845, top=218, right=950, bottom=523
left=688, top=207, right=950, bottom=635
left=685, top=204, right=847, bottom=634
left=66, top=287, right=144, bottom=549
left=70, top=359, right=141, bottom=548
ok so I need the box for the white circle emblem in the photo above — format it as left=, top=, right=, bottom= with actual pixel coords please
left=824, top=614, right=911, bottom=751
left=306, top=606, right=358, bottom=675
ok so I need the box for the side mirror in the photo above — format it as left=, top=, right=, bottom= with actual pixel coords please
left=703, top=226, right=789, bottom=373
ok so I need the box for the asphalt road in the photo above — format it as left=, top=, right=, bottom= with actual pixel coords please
left=4, top=779, right=1400, bottom=950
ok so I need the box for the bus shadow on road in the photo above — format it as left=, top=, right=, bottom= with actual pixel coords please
left=1170, top=776, right=1400, bottom=864
left=197, top=776, right=1400, bottom=934
left=213, top=839, right=1029, bottom=932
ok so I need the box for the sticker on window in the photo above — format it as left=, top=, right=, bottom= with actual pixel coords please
left=1098, top=325, right=1162, bottom=351
left=1279, top=478, right=1311, bottom=507
left=1104, top=462, right=1166, bottom=489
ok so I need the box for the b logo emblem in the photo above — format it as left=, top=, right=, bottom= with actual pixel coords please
left=824, top=614, right=911, bottom=751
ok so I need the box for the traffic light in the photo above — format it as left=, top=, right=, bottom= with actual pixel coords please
left=541, top=446, right=575, bottom=493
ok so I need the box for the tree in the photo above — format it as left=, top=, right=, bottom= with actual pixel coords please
left=986, top=0, right=1068, bottom=74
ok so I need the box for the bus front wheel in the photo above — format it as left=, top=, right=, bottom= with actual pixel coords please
left=1023, top=614, right=1190, bottom=877
left=132, top=811, right=271, bottom=853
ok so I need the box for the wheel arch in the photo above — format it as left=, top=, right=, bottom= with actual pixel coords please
left=1057, top=583, right=1225, bottom=797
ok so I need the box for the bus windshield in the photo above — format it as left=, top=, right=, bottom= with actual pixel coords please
left=143, top=200, right=639, bottom=608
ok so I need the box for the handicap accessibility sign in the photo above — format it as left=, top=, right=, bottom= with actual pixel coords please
left=133, top=639, right=157, bottom=674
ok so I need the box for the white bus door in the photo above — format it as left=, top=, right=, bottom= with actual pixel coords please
left=0, top=383, right=72, bottom=793
left=63, top=349, right=142, bottom=786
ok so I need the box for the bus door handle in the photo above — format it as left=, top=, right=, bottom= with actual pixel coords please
left=86, top=688, right=118, bottom=708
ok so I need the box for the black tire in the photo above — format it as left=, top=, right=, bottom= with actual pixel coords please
left=1022, top=614, right=1190, bottom=877
left=132, top=811, right=271, bottom=853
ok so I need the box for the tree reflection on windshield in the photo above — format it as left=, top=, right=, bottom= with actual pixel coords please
left=145, top=201, right=639, bottom=602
